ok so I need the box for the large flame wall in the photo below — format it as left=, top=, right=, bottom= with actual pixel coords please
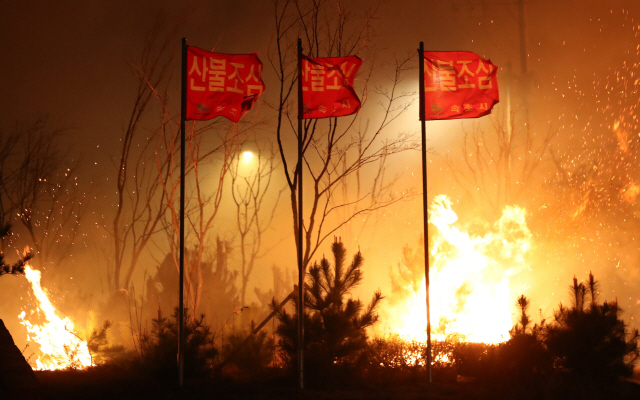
left=382, top=195, right=532, bottom=344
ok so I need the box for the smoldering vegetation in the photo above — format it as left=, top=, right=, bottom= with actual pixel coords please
left=13, top=255, right=640, bottom=400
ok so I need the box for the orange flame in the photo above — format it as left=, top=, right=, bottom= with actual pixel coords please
left=613, top=119, right=630, bottom=153
left=19, top=264, right=92, bottom=370
left=622, top=181, right=640, bottom=204
left=572, top=189, right=591, bottom=220
left=385, top=195, right=532, bottom=345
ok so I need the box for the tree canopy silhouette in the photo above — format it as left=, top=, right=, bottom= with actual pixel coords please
left=273, top=238, right=383, bottom=375
left=0, top=226, right=31, bottom=277
left=545, top=273, right=639, bottom=382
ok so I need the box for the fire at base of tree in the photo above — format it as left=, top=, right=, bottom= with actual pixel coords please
left=4, top=245, right=640, bottom=400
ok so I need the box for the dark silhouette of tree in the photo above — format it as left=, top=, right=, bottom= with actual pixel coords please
left=491, top=295, right=551, bottom=395
left=389, top=236, right=425, bottom=297
left=0, top=118, right=86, bottom=271
left=107, top=21, right=177, bottom=292
left=511, top=294, right=534, bottom=336
left=221, top=323, right=275, bottom=374
left=452, top=294, right=551, bottom=398
left=273, top=238, right=383, bottom=380
left=453, top=276, right=639, bottom=398
left=545, top=273, right=639, bottom=382
left=0, top=138, right=15, bottom=251
left=145, top=237, right=239, bottom=329
left=271, top=0, right=418, bottom=274
left=0, top=195, right=33, bottom=276
left=230, top=143, right=283, bottom=311
left=0, top=249, right=31, bottom=277
left=86, top=320, right=125, bottom=365
left=0, top=227, right=31, bottom=276
left=196, top=238, right=240, bottom=329
left=447, top=113, right=555, bottom=218
left=137, top=307, right=217, bottom=378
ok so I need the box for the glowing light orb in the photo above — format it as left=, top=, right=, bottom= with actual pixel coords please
left=241, top=151, right=254, bottom=163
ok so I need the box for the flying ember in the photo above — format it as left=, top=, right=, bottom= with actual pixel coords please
left=386, top=195, right=532, bottom=345
left=19, top=264, right=93, bottom=370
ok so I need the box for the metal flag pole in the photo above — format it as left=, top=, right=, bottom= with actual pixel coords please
left=178, top=37, right=187, bottom=387
left=296, top=37, right=305, bottom=390
left=418, top=41, right=433, bottom=384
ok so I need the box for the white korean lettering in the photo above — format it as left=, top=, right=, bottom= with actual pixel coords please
left=424, top=59, right=440, bottom=92
left=476, top=61, right=493, bottom=89
left=457, top=60, right=476, bottom=89
left=424, top=59, right=457, bottom=91
left=436, top=60, right=456, bottom=91
left=227, top=62, right=246, bottom=94
left=310, top=64, right=325, bottom=92
left=326, top=68, right=343, bottom=90
left=245, top=64, right=263, bottom=95
left=208, top=58, right=226, bottom=92
left=189, top=55, right=207, bottom=91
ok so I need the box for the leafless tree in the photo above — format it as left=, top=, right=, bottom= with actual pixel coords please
left=106, top=21, right=180, bottom=292
left=230, top=142, right=284, bottom=308
left=269, top=0, right=418, bottom=271
left=186, top=123, right=243, bottom=312
left=0, top=118, right=87, bottom=271
left=151, top=78, right=251, bottom=313
left=447, top=110, right=555, bottom=215
left=0, top=129, right=19, bottom=251
left=0, top=227, right=31, bottom=276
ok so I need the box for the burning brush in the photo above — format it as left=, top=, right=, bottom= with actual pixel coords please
left=19, top=264, right=93, bottom=370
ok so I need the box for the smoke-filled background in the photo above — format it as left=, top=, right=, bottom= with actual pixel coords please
left=2, top=0, right=640, bottom=354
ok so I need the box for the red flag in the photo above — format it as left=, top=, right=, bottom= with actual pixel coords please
left=422, top=51, right=499, bottom=120
left=301, top=55, right=362, bottom=119
left=186, top=47, right=265, bottom=122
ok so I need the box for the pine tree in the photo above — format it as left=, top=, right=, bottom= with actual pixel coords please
left=545, top=273, right=640, bottom=382
left=138, top=307, right=217, bottom=377
left=273, top=238, right=383, bottom=376
left=496, top=295, right=551, bottom=385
